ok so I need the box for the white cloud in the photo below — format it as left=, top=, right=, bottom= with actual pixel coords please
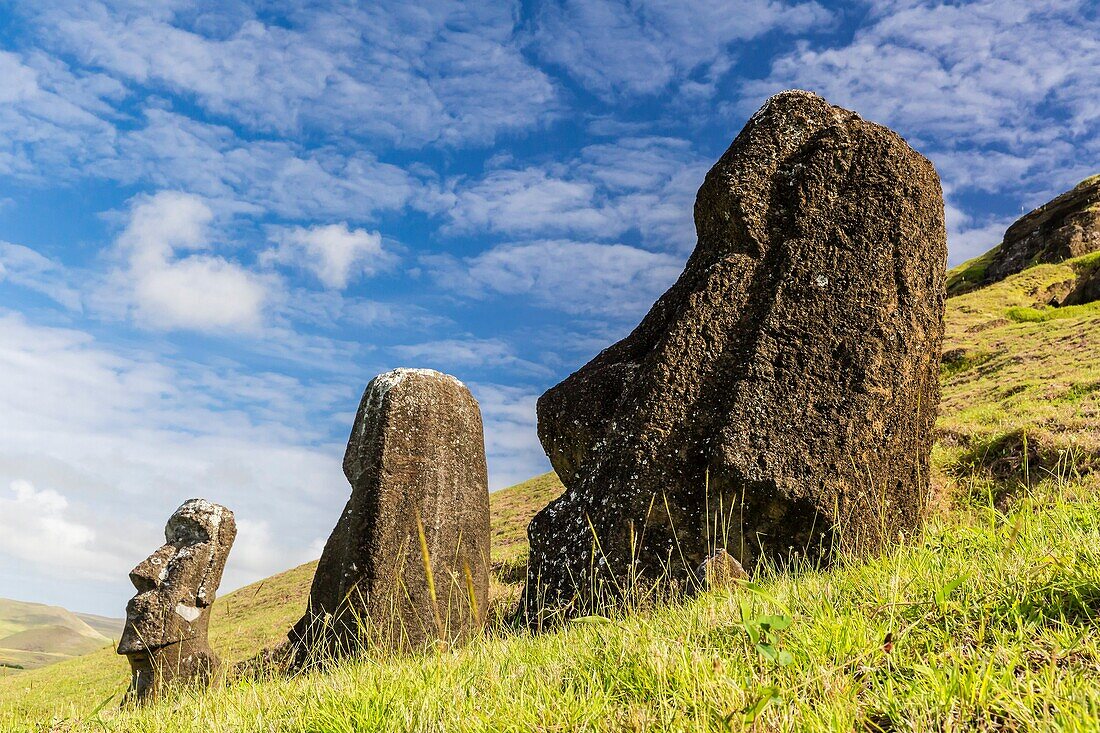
left=0, top=480, right=126, bottom=583
left=108, top=109, right=425, bottom=221
left=533, top=0, right=831, bottom=99
left=0, top=50, right=123, bottom=180
left=133, top=256, right=269, bottom=332
left=29, top=0, right=560, bottom=146
left=0, top=241, right=83, bottom=310
left=106, top=191, right=270, bottom=332
left=425, top=240, right=683, bottom=317
left=264, top=223, right=395, bottom=290
left=447, top=137, right=708, bottom=249
left=447, top=169, right=610, bottom=237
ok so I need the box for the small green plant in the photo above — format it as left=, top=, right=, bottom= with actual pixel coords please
left=738, top=685, right=780, bottom=725
left=742, top=610, right=794, bottom=666
left=932, top=575, right=967, bottom=614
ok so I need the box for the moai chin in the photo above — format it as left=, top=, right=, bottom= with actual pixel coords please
left=117, top=499, right=236, bottom=703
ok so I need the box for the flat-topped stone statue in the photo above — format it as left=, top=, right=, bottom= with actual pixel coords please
left=118, top=499, right=236, bottom=702
left=289, top=368, right=491, bottom=665
left=519, top=90, right=947, bottom=623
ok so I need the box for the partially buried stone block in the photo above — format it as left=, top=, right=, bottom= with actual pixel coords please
left=117, top=499, right=236, bottom=703
left=519, top=90, right=946, bottom=622
left=289, top=368, right=491, bottom=665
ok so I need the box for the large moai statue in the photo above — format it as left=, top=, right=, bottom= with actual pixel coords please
left=519, top=90, right=947, bottom=623
left=118, top=499, right=236, bottom=702
left=289, top=368, right=491, bottom=666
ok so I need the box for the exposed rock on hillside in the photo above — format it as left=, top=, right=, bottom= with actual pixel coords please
left=985, top=175, right=1100, bottom=284
left=1056, top=261, right=1100, bottom=306
left=118, top=499, right=236, bottom=703
left=519, top=90, right=947, bottom=622
left=289, top=369, right=490, bottom=664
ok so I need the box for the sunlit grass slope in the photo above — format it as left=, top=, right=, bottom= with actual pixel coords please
left=4, top=476, right=1098, bottom=732
left=3, top=251, right=1100, bottom=730
left=938, top=250, right=1100, bottom=485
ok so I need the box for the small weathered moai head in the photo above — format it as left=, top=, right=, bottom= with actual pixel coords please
left=117, top=499, right=236, bottom=703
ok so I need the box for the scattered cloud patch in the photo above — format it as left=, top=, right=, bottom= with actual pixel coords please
left=447, top=137, right=708, bottom=249
left=533, top=0, right=831, bottom=100
left=28, top=0, right=561, bottom=146
left=0, top=242, right=82, bottom=310
left=106, top=191, right=270, bottom=332
left=0, top=50, right=123, bottom=180
left=448, top=169, right=609, bottom=238
left=425, top=240, right=682, bottom=317
left=108, top=109, right=425, bottom=221
left=264, top=223, right=395, bottom=290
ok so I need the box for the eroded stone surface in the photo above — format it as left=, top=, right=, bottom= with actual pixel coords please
left=985, top=175, right=1100, bottom=284
left=118, top=499, right=236, bottom=702
left=697, top=550, right=749, bottom=591
left=519, top=90, right=946, bottom=622
left=288, top=368, right=490, bottom=664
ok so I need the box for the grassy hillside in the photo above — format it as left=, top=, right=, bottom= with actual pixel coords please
left=0, top=599, right=117, bottom=675
left=1, top=252, right=1098, bottom=730
left=937, top=250, right=1100, bottom=488
left=3, top=475, right=1097, bottom=731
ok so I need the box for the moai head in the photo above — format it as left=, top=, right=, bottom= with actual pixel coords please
left=117, top=499, right=236, bottom=703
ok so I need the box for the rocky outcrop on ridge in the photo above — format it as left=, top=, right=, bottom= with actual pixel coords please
left=984, top=175, right=1100, bottom=285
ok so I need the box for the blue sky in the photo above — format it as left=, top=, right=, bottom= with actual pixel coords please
left=0, top=0, right=1096, bottom=616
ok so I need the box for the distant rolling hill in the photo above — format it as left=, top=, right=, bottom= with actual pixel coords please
left=0, top=598, right=122, bottom=675
left=73, top=613, right=124, bottom=641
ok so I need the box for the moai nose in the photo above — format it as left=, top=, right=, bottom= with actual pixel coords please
left=129, top=544, right=176, bottom=592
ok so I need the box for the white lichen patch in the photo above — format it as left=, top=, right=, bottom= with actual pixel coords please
left=174, top=603, right=201, bottom=622
left=357, top=368, right=466, bottom=438
left=369, top=368, right=465, bottom=400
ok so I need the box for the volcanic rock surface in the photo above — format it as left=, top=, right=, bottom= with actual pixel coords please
left=519, top=90, right=947, bottom=622
left=117, top=499, right=236, bottom=703
left=289, top=368, right=490, bottom=663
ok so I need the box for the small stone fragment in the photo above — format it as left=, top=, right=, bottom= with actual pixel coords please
left=117, top=499, right=236, bottom=703
left=696, top=549, right=749, bottom=591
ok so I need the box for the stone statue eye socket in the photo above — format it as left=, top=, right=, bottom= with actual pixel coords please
left=166, top=516, right=212, bottom=544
